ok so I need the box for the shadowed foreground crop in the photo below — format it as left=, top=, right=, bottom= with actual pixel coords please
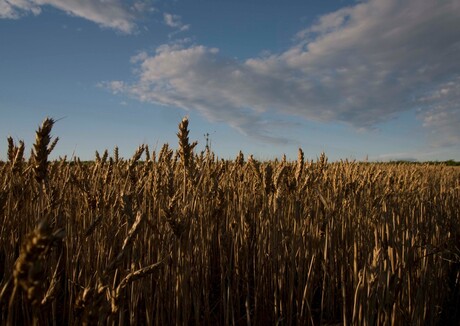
left=0, top=118, right=459, bottom=325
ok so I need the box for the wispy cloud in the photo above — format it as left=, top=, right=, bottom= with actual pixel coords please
left=98, top=80, right=126, bottom=94
left=163, top=12, right=189, bottom=32
left=105, top=0, right=460, bottom=146
left=0, top=0, right=153, bottom=33
left=0, top=0, right=42, bottom=18
left=418, top=77, right=460, bottom=147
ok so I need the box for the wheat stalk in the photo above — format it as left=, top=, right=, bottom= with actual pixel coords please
left=31, top=118, right=57, bottom=184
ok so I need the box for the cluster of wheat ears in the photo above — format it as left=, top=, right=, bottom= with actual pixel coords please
left=0, top=117, right=459, bottom=325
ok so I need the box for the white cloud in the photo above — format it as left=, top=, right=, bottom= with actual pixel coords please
left=106, top=0, right=460, bottom=146
left=0, top=0, right=153, bottom=33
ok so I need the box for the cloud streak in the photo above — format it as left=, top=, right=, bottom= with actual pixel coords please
left=0, top=0, right=148, bottom=33
left=105, top=0, right=460, bottom=146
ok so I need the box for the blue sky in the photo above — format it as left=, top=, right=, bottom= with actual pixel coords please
left=1, top=0, right=459, bottom=162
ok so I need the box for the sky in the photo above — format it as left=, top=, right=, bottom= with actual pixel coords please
left=1, top=0, right=459, bottom=162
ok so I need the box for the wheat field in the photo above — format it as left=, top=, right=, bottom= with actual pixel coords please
left=0, top=118, right=459, bottom=325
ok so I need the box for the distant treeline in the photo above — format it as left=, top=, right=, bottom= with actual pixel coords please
left=386, top=159, right=460, bottom=166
